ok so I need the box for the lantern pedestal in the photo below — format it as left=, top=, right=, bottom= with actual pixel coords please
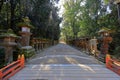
left=0, top=29, right=18, bottom=64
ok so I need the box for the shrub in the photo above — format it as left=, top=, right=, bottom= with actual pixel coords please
left=114, top=46, right=120, bottom=59
left=0, top=48, right=5, bottom=68
left=20, top=46, right=36, bottom=59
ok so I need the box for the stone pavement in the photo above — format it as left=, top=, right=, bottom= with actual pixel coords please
left=10, top=43, right=120, bottom=80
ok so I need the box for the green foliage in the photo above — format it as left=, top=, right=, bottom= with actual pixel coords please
left=62, top=0, right=120, bottom=57
left=0, top=0, right=61, bottom=65
left=0, top=0, right=61, bottom=40
left=114, top=46, right=120, bottom=59
left=20, top=47, right=35, bottom=59
left=62, top=0, right=103, bottom=38
left=0, top=29, right=19, bottom=38
left=104, top=0, right=111, bottom=4
left=62, top=0, right=83, bottom=39
left=27, top=0, right=61, bottom=40
left=17, top=17, right=34, bottom=29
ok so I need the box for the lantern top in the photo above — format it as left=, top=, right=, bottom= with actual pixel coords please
left=17, top=17, right=34, bottom=29
left=23, top=17, right=30, bottom=23
left=0, top=29, right=19, bottom=38
left=98, top=28, right=111, bottom=34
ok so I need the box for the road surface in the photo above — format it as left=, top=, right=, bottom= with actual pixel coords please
left=10, top=43, right=120, bottom=80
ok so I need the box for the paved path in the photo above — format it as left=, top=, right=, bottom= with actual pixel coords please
left=10, top=43, right=120, bottom=80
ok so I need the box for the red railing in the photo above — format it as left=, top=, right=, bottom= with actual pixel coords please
left=0, top=54, right=25, bottom=80
left=106, top=54, right=120, bottom=75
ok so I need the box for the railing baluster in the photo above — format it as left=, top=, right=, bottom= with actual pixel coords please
left=0, top=70, right=3, bottom=79
left=0, top=54, right=25, bottom=79
left=106, top=54, right=120, bottom=75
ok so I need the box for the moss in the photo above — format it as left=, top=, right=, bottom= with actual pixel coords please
left=17, top=22, right=34, bottom=29
left=98, top=27, right=113, bottom=33
left=20, top=47, right=35, bottom=59
left=16, top=17, right=34, bottom=29
left=0, top=29, right=19, bottom=38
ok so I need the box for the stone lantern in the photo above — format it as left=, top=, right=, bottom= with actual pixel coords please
left=89, top=37, right=98, bottom=56
left=18, top=17, right=33, bottom=46
left=98, top=28, right=112, bottom=62
left=31, top=38, right=35, bottom=47
left=17, top=17, right=36, bottom=60
left=0, top=29, right=19, bottom=64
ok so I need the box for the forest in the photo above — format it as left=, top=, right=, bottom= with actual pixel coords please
left=0, top=0, right=61, bottom=68
left=0, top=0, right=61, bottom=40
left=61, top=0, right=120, bottom=58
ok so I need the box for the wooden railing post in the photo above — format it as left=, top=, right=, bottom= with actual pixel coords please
left=106, top=54, right=111, bottom=68
left=0, top=54, right=25, bottom=79
left=106, top=54, right=120, bottom=75
left=0, top=70, right=3, bottom=79
left=18, top=54, right=21, bottom=60
left=21, top=54, right=25, bottom=68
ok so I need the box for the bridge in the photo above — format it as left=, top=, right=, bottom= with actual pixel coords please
left=4, top=43, right=119, bottom=80
left=0, top=0, right=120, bottom=80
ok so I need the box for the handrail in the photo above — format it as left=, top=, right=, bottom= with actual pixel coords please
left=106, top=54, right=120, bottom=75
left=0, top=54, right=25, bottom=80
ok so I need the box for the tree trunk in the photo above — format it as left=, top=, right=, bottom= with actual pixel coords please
left=0, top=0, right=3, bottom=12
left=10, top=0, right=16, bottom=30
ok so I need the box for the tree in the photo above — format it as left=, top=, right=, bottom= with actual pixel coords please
left=0, top=0, right=3, bottom=12
left=0, top=0, right=61, bottom=40
left=62, top=0, right=120, bottom=58
left=63, top=0, right=83, bottom=38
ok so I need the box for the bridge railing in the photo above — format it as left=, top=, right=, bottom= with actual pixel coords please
left=106, top=54, right=120, bottom=75
left=0, top=54, right=25, bottom=80
left=31, top=38, right=58, bottom=52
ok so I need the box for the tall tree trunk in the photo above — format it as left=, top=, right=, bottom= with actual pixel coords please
left=10, top=0, right=16, bottom=30
left=0, top=0, right=3, bottom=12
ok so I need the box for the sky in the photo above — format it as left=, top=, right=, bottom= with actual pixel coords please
left=55, top=0, right=65, bottom=28
left=57, top=0, right=65, bottom=17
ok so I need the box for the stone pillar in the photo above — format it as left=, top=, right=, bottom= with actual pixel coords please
left=38, top=39, right=41, bottom=50
left=37, top=40, right=39, bottom=50
left=34, top=39, right=37, bottom=51
left=4, top=46, right=13, bottom=63
left=44, top=40, right=47, bottom=48
left=36, top=40, right=39, bottom=51
left=41, top=40, right=44, bottom=49
left=89, top=37, right=98, bottom=56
